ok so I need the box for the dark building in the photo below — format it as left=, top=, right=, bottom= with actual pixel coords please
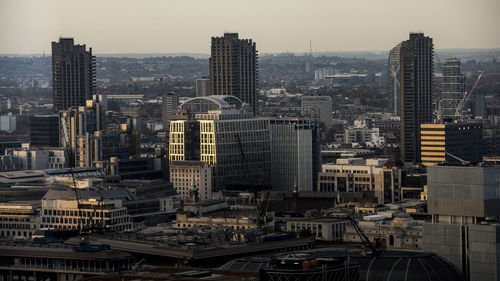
left=51, top=38, right=95, bottom=111
left=420, top=123, right=483, bottom=166
left=209, top=33, right=258, bottom=113
left=399, top=33, right=433, bottom=163
left=260, top=254, right=359, bottom=281
left=29, top=115, right=60, bottom=147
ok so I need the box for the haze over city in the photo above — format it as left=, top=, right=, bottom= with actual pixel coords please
left=1, top=1, right=500, bottom=281
left=1, top=0, right=500, bottom=54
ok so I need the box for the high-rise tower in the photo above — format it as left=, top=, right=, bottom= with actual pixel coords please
left=209, top=33, right=258, bottom=113
left=439, top=57, right=465, bottom=121
left=51, top=38, right=95, bottom=111
left=399, top=33, right=434, bottom=163
left=388, top=43, right=401, bottom=115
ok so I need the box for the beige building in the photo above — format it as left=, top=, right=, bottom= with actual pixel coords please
left=318, top=158, right=401, bottom=204
left=344, top=214, right=422, bottom=250
left=173, top=213, right=257, bottom=230
left=169, top=101, right=270, bottom=191
left=0, top=203, right=39, bottom=239
left=286, top=218, right=348, bottom=241
left=40, top=189, right=131, bottom=232
left=170, top=161, right=212, bottom=201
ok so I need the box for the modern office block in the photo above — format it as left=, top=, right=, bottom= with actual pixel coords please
left=51, top=38, right=95, bottom=111
left=420, top=123, right=483, bottom=166
left=269, top=118, right=320, bottom=192
left=399, top=33, right=433, bottom=163
left=29, top=115, right=60, bottom=147
left=209, top=33, right=258, bottom=113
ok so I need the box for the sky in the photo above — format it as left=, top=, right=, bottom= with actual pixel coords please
left=0, top=0, right=499, bottom=54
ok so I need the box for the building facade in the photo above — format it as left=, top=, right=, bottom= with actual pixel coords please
left=41, top=189, right=131, bottom=232
left=420, top=123, right=483, bottom=166
left=318, top=158, right=401, bottom=204
left=269, top=118, right=320, bottom=192
left=29, top=115, right=60, bottom=147
left=170, top=161, right=212, bottom=201
left=196, top=76, right=210, bottom=97
left=424, top=165, right=500, bottom=281
left=51, top=38, right=95, bottom=111
left=161, top=92, right=178, bottom=131
left=209, top=33, right=258, bottom=113
left=440, top=57, right=465, bottom=121
left=301, top=95, right=333, bottom=130
left=399, top=33, right=433, bottom=163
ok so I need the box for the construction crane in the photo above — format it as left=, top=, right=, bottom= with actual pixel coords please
left=346, top=215, right=380, bottom=256
left=455, top=71, right=484, bottom=119
left=61, top=116, right=105, bottom=236
left=445, top=152, right=471, bottom=165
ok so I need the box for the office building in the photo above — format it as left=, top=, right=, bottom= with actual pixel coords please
left=420, top=123, right=483, bottom=166
left=169, top=96, right=270, bottom=191
left=209, top=33, right=258, bottom=113
left=439, top=57, right=465, bottom=121
left=318, top=158, right=401, bottom=204
left=423, top=165, right=500, bottom=281
left=161, top=92, right=178, bottom=131
left=269, top=118, right=320, bottom=192
left=40, top=189, right=132, bottom=232
left=5, top=145, right=67, bottom=170
left=51, top=38, right=95, bottom=111
left=170, top=161, right=212, bottom=201
left=399, top=33, right=433, bottom=163
left=0, top=203, right=39, bottom=239
left=388, top=43, right=401, bottom=115
left=196, top=76, right=210, bottom=97
left=302, top=95, right=333, bottom=130
left=29, top=115, right=60, bottom=147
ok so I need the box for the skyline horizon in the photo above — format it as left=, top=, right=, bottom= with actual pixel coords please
left=1, top=0, right=499, bottom=54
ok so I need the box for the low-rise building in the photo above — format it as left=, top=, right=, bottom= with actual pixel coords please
left=173, top=213, right=256, bottom=230
left=40, top=189, right=132, bottom=232
left=0, top=203, right=39, bottom=239
left=344, top=213, right=423, bottom=250
left=285, top=218, right=348, bottom=241
left=318, top=158, right=401, bottom=204
left=170, top=161, right=212, bottom=201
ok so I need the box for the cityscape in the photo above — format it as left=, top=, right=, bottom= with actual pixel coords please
left=0, top=1, right=500, bottom=281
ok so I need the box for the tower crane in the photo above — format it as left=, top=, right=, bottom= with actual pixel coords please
left=455, top=71, right=484, bottom=119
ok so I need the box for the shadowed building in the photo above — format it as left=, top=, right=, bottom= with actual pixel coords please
left=209, top=33, right=258, bottom=113
left=399, top=33, right=433, bottom=163
left=51, top=38, right=95, bottom=111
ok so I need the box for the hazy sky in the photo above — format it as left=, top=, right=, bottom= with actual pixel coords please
left=1, top=0, right=499, bottom=54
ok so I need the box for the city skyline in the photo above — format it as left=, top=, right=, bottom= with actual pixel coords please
left=1, top=0, right=499, bottom=54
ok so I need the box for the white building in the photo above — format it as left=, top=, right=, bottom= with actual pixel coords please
left=40, top=189, right=132, bottom=232
left=170, top=161, right=212, bottom=201
left=0, top=113, right=16, bottom=132
left=286, top=218, right=348, bottom=241
left=5, top=145, right=67, bottom=170
left=0, top=203, right=39, bottom=239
